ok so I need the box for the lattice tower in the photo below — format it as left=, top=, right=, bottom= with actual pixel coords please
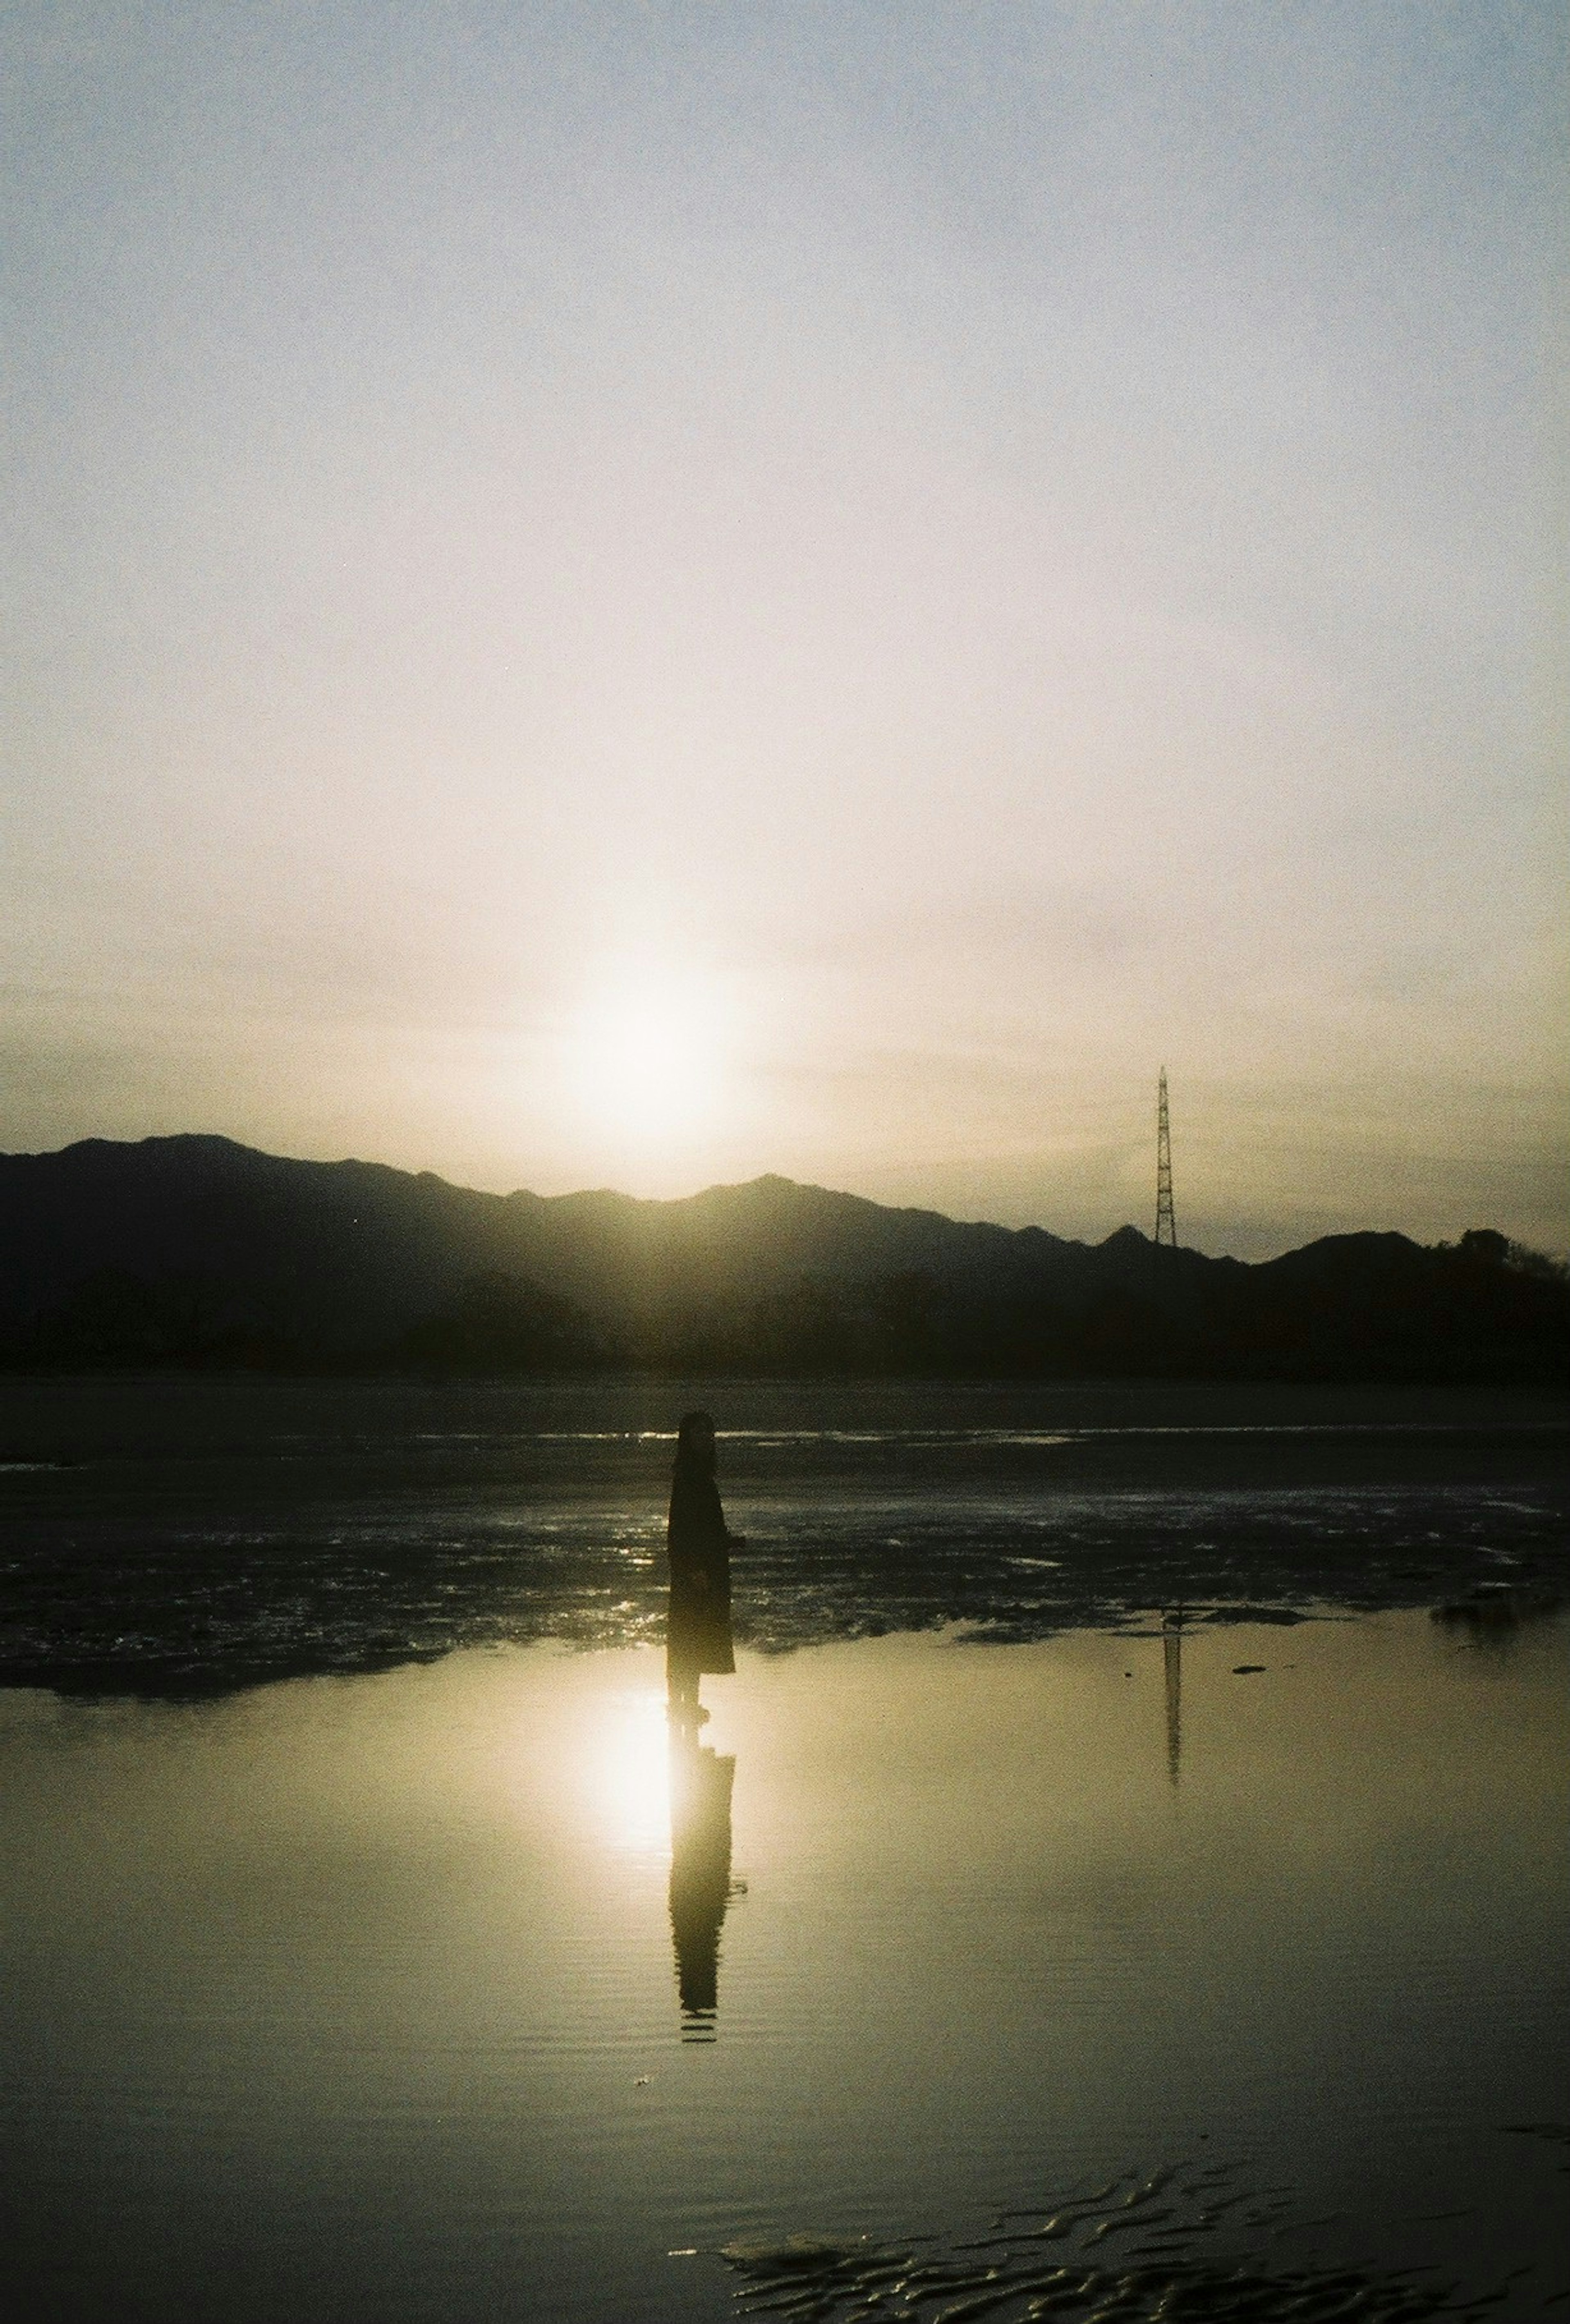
left=1155, top=1067, right=1178, bottom=1248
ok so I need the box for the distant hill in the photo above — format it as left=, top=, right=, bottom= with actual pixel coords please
left=0, top=1135, right=1565, bottom=1383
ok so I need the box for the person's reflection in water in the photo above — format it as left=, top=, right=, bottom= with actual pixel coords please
left=668, top=1730, right=736, bottom=2041
left=665, top=1410, right=738, bottom=1736
left=664, top=1410, right=742, bottom=2037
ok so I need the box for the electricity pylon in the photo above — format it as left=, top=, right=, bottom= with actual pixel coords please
left=1155, top=1068, right=1177, bottom=1248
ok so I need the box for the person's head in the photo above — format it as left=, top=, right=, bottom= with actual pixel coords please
left=675, top=1410, right=717, bottom=1472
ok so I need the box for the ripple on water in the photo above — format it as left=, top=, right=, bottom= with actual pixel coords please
left=718, top=2155, right=1540, bottom=2322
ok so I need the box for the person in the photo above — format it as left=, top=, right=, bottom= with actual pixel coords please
left=665, top=1410, right=738, bottom=1730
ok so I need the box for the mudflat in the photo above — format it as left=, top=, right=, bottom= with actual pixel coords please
left=0, top=1373, right=1564, bottom=1693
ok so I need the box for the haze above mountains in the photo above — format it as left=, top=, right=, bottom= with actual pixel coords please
left=2, top=1136, right=1563, bottom=1384
left=6, top=11, right=1563, bottom=1265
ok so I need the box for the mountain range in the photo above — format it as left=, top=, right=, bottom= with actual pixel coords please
left=1, top=1134, right=1564, bottom=1382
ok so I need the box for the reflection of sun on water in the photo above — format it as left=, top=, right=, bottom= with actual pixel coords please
left=598, top=1691, right=672, bottom=1854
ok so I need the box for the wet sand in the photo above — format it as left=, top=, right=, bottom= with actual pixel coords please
left=1, top=1374, right=1565, bottom=1694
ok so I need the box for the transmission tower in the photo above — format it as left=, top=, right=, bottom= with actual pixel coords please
left=1155, top=1067, right=1178, bottom=1248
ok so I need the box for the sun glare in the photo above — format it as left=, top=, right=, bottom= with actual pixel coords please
left=597, top=1690, right=673, bottom=1855
left=569, top=972, right=734, bottom=1144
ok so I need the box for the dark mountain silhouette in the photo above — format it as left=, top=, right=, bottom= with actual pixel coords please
left=0, top=1135, right=1564, bottom=1382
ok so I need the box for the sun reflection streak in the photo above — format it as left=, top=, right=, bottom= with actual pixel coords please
left=596, top=1689, right=673, bottom=1855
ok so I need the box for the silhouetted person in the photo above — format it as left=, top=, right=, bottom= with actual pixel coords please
left=668, top=1730, right=736, bottom=2036
left=666, top=1410, right=738, bottom=1733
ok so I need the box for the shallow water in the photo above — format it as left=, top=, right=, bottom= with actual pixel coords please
left=2, top=1377, right=1565, bottom=2319
left=2, top=1607, right=1566, bottom=2322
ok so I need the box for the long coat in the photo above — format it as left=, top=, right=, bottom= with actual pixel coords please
left=666, top=1463, right=736, bottom=1677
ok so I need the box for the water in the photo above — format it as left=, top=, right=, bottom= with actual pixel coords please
left=1, top=1378, right=1566, bottom=2321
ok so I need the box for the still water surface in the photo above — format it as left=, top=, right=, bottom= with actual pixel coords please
left=3, top=1604, right=1566, bottom=2322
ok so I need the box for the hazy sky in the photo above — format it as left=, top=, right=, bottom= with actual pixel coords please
left=4, top=1, right=1565, bottom=1255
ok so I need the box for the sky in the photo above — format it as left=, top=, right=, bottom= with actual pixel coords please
left=3, top=0, right=1566, bottom=1258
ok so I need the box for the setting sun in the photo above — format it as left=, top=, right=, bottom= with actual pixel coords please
left=567, top=972, right=736, bottom=1146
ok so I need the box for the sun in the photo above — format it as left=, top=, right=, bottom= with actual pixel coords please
left=568, top=970, right=733, bottom=1144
